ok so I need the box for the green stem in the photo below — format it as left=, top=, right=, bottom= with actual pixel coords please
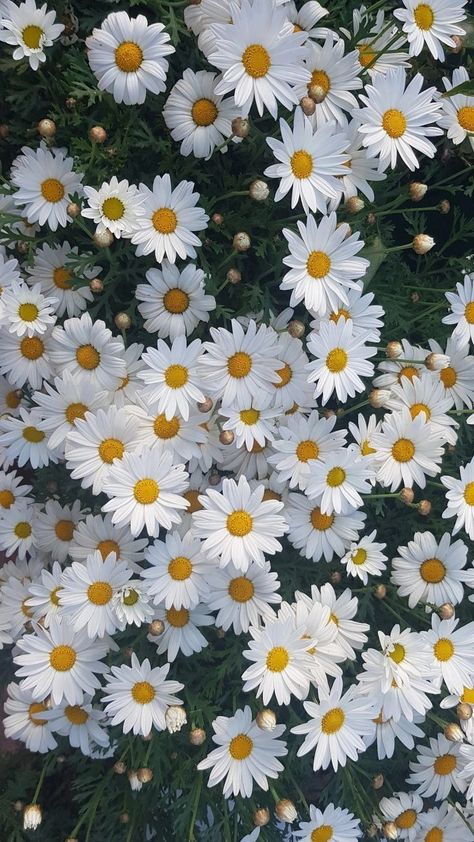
left=374, top=205, right=441, bottom=218
left=337, top=398, right=370, bottom=417
left=187, top=773, right=202, bottom=842
left=32, top=757, right=51, bottom=804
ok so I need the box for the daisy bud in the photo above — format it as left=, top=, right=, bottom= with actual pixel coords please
left=367, top=212, right=376, bottom=225
left=67, top=202, right=80, bottom=219
left=400, top=487, right=415, bottom=504
left=113, top=761, right=127, bottom=775
left=106, top=147, right=117, bottom=158
left=23, top=804, right=42, bottom=831
left=165, top=705, right=187, bottom=734
left=457, top=702, right=473, bottom=721
left=128, top=771, right=142, bottom=792
left=426, top=353, right=449, bottom=374
left=119, top=813, right=130, bottom=824
left=149, top=619, right=165, bottom=636
left=114, top=312, right=131, bottom=330
left=0, top=123, right=10, bottom=139
left=447, top=443, right=456, bottom=454
left=13, top=801, right=23, bottom=812
left=65, top=97, right=77, bottom=109
left=450, top=34, right=464, bottom=53
left=439, top=199, right=450, bottom=215
left=189, top=727, right=206, bottom=746
left=137, top=767, right=153, bottom=783
left=322, top=409, right=336, bottom=418
left=287, top=319, right=305, bottom=339
left=212, top=213, right=224, bottom=225
left=219, top=430, right=235, bottom=445
left=227, top=268, right=241, bottom=284
left=233, top=231, right=251, bottom=252
left=408, top=181, right=428, bottom=202
left=418, top=499, right=431, bottom=516
left=231, top=116, right=250, bottom=138
left=17, top=242, right=29, bottom=255
left=367, top=825, right=378, bottom=838
left=256, top=709, right=277, bottom=731
left=89, top=278, right=103, bottom=293
left=411, top=292, right=420, bottom=303
left=208, top=471, right=221, bottom=486
left=197, top=397, right=213, bottom=413
left=93, top=228, right=114, bottom=248
left=300, top=95, right=316, bottom=116
left=254, top=808, right=271, bottom=827
left=383, top=822, right=398, bottom=840
left=275, top=799, right=297, bottom=823
left=330, top=571, right=342, bottom=585
left=374, top=584, right=387, bottom=600
left=444, top=723, right=464, bottom=743
left=89, top=126, right=107, bottom=144
left=439, top=602, right=455, bottom=620
left=385, top=341, right=403, bottom=359
left=345, top=196, right=365, bottom=214
left=412, top=234, right=435, bottom=255
left=309, top=84, right=326, bottom=103
left=37, top=118, right=56, bottom=138
left=249, top=179, right=270, bottom=202
left=372, top=773, right=384, bottom=789
left=369, top=388, right=390, bottom=409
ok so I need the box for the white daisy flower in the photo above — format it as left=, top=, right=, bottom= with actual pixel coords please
left=356, top=67, right=443, bottom=171
left=305, top=448, right=375, bottom=514
left=333, top=123, right=388, bottom=211
left=0, top=407, right=57, bottom=469
left=205, top=560, right=281, bottom=634
left=49, top=312, right=126, bottom=390
left=386, top=371, right=458, bottom=445
left=192, top=475, right=287, bottom=571
left=285, top=1, right=330, bottom=42
left=35, top=499, right=83, bottom=562
left=391, top=531, right=469, bottom=608
left=130, top=402, right=206, bottom=465
left=220, top=401, right=279, bottom=451
left=14, top=618, right=109, bottom=705
left=242, top=615, right=314, bottom=705
left=102, top=447, right=189, bottom=537
left=207, top=0, right=310, bottom=118
left=309, top=282, right=385, bottom=344
left=0, top=328, right=53, bottom=390
left=136, top=261, right=215, bottom=340
left=86, top=11, right=174, bottom=105
left=442, top=456, right=474, bottom=538
left=60, top=551, right=132, bottom=639
left=429, top=337, right=474, bottom=409
left=294, top=803, right=362, bottom=842
left=70, top=513, right=148, bottom=572
left=269, top=411, right=346, bottom=491
left=150, top=601, right=214, bottom=662
left=264, top=108, right=348, bottom=214
left=26, top=561, right=63, bottom=627
left=11, top=145, right=83, bottom=231
left=3, top=682, right=57, bottom=754
left=407, top=733, right=464, bottom=800
left=41, top=694, right=110, bottom=756
left=32, top=370, right=108, bottom=455
left=25, top=242, right=96, bottom=318
left=131, top=174, right=209, bottom=264
left=270, top=332, right=314, bottom=412
left=217, top=437, right=273, bottom=482
left=422, top=614, right=474, bottom=694
left=299, top=583, right=369, bottom=659
left=306, top=318, right=376, bottom=404
left=373, top=338, right=428, bottom=392
left=141, top=530, right=210, bottom=610
left=137, top=335, right=205, bottom=421
left=184, top=0, right=234, bottom=40
left=357, top=644, right=437, bottom=723
left=292, top=676, right=375, bottom=771
left=0, top=468, right=31, bottom=512
left=288, top=599, right=344, bottom=691
left=341, top=530, right=387, bottom=584
left=1, top=281, right=57, bottom=337
left=0, top=570, right=38, bottom=637
left=0, top=251, right=23, bottom=295
left=0, top=0, right=64, bottom=70
left=0, top=375, right=23, bottom=418
left=286, top=492, right=366, bottom=563
left=82, top=176, right=145, bottom=238
left=101, top=653, right=184, bottom=736
left=378, top=792, right=423, bottom=840
left=108, top=342, right=145, bottom=409
left=372, top=408, right=445, bottom=491
left=415, top=802, right=469, bottom=842
left=282, top=214, right=369, bottom=317
left=113, top=581, right=154, bottom=629
left=352, top=7, right=410, bottom=76
left=458, top=743, right=474, bottom=803
left=438, top=67, right=474, bottom=148
left=197, top=705, right=287, bottom=798
left=364, top=709, right=424, bottom=760
left=377, top=625, right=436, bottom=690
left=393, top=0, right=467, bottom=61
left=297, top=34, right=362, bottom=127
left=443, top=271, right=474, bottom=347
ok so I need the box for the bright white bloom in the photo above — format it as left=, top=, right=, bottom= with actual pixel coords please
left=297, top=34, right=362, bottom=127
left=242, top=615, right=314, bottom=705
left=270, top=332, right=313, bottom=412
left=269, top=411, right=347, bottom=491
left=0, top=407, right=57, bottom=469
left=386, top=371, right=458, bottom=445
left=41, top=694, right=110, bottom=756
left=26, top=242, right=95, bottom=318
left=306, top=318, right=376, bottom=404
left=294, top=803, right=362, bottom=842
left=284, top=1, right=329, bottom=41
left=141, top=530, right=210, bottom=609
left=11, top=145, right=83, bottom=230
left=373, top=409, right=445, bottom=491
left=205, top=560, right=281, bottom=634
left=438, top=67, right=474, bottom=147
left=378, top=792, right=423, bottom=840
left=407, top=734, right=464, bottom=800
left=220, top=401, right=279, bottom=451
left=49, top=312, right=126, bottom=391
left=70, top=513, right=148, bottom=572
left=349, top=413, right=382, bottom=468
left=150, top=601, right=214, bottom=662
left=60, top=551, right=132, bottom=639
left=364, top=709, right=424, bottom=761
left=391, top=531, right=469, bottom=608
left=441, top=456, right=474, bottom=538
left=373, top=338, right=428, bottom=391
left=112, top=581, right=153, bottom=629
left=82, top=177, right=145, bottom=238
left=341, top=530, right=387, bottom=584
left=287, top=599, right=344, bottom=691
left=415, top=802, right=470, bottom=842
left=137, top=336, right=205, bottom=421
left=0, top=252, right=22, bottom=298
left=422, top=614, right=474, bottom=693
left=305, top=448, right=375, bottom=514
left=0, top=0, right=64, bottom=69
left=0, top=572, right=37, bottom=637
left=136, top=261, right=215, bottom=339
left=310, top=283, right=385, bottom=344
left=1, top=281, right=57, bottom=337
left=3, top=682, right=57, bottom=753
left=394, top=0, right=467, bottom=60
left=429, top=337, right=474, bottom=409
left=287, top=492, right=366, bottom=563
left=0, top=468, right=31, bottom=512
left=444, top=271, right=474, bottom=347
left=32, top=370, right=108, bottom=454
left=35, top=499, right=83, bottom=562
left=26, top=561, right=63, bottom=627
left=352, top=7, right=410, bottom=76
left=301, top=584, right=369, bottom=659
left=130, top=403, right=207, bottom=464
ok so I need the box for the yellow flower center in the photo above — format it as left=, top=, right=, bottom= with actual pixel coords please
left=228, top=351, right=252, bottom=378
left=0, top=489, right=15, bottom=508
left=310, top=507, right=334, bottom=530
left=242, top=44, right=271, bottom=78
left=398, top=365, right=419, bottom=382
left=396, top=810, right=417, bottom=829
left=50, top=644, right=76, bottom=672
left=410, top=402, right=431, bottom=420
left=76, top=344, right=100, bottom=370
left=463, top=300, right=474, bottom=324
left=326, top=467, right=346, bottom=487
left=165, top=364, right=188, bottom=389
left=123, top=589, right=139, bottom=606
left=115, top=41, right=143, bottom=73
left=291, top=150, right=314, bottom=179
left=18, top=303, right=39, bottom=322
left=326, top=347, right=348, bottom=373
left=134, top=478, right=159, bottom=505
left=434, top=638, right=454, bottom=661
left=296, top=440, right=319, bottom=463
left=20, top=336, right=44, bottom=360
left=440, top=366, right=457, bottom=388
left=163, top=288, right=190, bottom=314
left=191, top=98, right=218, bottom=126
left=414, top=3, right=434, bottom=29
left=65, top=705, right=89, bottom=725
left=330, top=308, right=351, bottom=323
left=382, top=108, right=407, bottom=139
left=310, top=69, right=331, bottom=96
left=28, top=702, right=47, bottom=726
left=361, top=439, right=376, bottom=456
left=55, top=520, right=74, bottom=542
left=391, top=438, right=415, bottom=463
left=6, top=389, right=21, bottom=409
left=239, top=408, right=260, bottom=425
left=98, top=438, right=124, bottom=464
left=153, top=414, right=180, bottom=439
left=166, top=606, right=189, bottom=627
left=168, top=556, right=193, bottom=581
left=389, top=643, right=405, bottom=664
left=65, top=402, right=87, bottom=424
left=433, top=753, right=457, bottom=775
left=53, top=266, right=72, bottom=290
left=263, top=489, right=281, bottom=502
left=50, top=587, right=61, bottom=606
left=457, top=107, right=474, bottom=132
left=98, top=539, right=120, bottom=560
left=152, top=208, right=178, bottom=234
left=461, top=687, right=474, bottom=703
left=227, top=510, right=253, bottom=537
left=311, top=828, right=333, bottom=842
left=352, top=548, right=367, bottom=566
left=183, top=489, right=202, bottom=514
left=132, top=681, right=155, bottom=704
left=22, top=426, right=45, bottom=443
left=102, top=197, right=125, bottom=221
left=266, top=646, right=289, bottom=672
left=22, top=24, right=43, bottom=49
left=420, top=557, right=446, bottom=583
left=275, top=363, right=292, bottom=387
left=321, top=707, right=345, bottom=734
left=307, top=250, right=331, bottom=279
left=228, top=576, right=255, bottom=602
left=14, top=521, right=31, bottom=539
left=229, top=733, right=253, bottom=760
left=464, top=482, right=474, bottom=505
left=21, top=598, right=32, bottom=617
left=87, top=581, right=113, bottom=605
left=425, top=829, right=443, bottom=842
left=357, top=43, right=376, bottom=67
left=41, top=178, right=65, bottom=203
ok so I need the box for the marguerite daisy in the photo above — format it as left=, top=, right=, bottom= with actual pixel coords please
left=442, top=456, right=474, bottom=538
left=26, top=561, right=63, bottom=627
left=438, top=67, right=474, bottom=148
left=407, top=733, right=464, bottom=800
left=310, top=283, right=385, bottom=344
left=3, top=681, right=57, bottom=754
left=35, top=499, right=83, bottom=562
left=297, top=33, right=362, bottom=127
left=137, top=336, right=205, bottom=421
left=0, top=0, right=64, bottom=70
left=205, top=560, right=281, bottom=634
left=386, top=371, right=458, bottom=445
left=341, top=530, right=387, bottom=584
left=269, top=411, right=347, bottom=491
left=32, top=370, right=108, bottom=455
left=391, top=531, right=469, bottom=608
left=443, top=271, right=474, bottom=347
left=294, top=803, right=362, bottom=842
left=11, top=145, right=83, bottom=230
left=306, top=318, right=376, bottom=404
left=69, top=513, right=148, bottom=572
left=0, top=328, right=53, bottom=390
left=41, top=694, right=110, bottom=757
left=136, top=261, right=215, bottom=340
left=49, top=312, right=126, bottom=390
left=82, top=176, right=145, bottom=238
left=305, top=448, right=375, bottom=514
left=0, top=407, right=57, bottom=469
left=25, top=242, right=96, bottom=318
left=393, top=0, right=467, bottom=61
left=372, top=408, right=445, bottom=491
left=422, top=614, right=474, bottom=694
left=149, top=601, right=214, bottom=662
left=378, top=792, right=423, bottom=840
left=59, top=551, right=132, bottom=639
left=141, top=529, right=210, bottom=609
left=286, top=492, right=366, bottom=563
left=1, top=281, right=57, bottom=337
left=242, top=615, right=314, bottom=705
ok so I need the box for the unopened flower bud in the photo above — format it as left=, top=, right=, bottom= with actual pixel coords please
left=219, top=430, right=234, bottom=445
left=0, top=123, right=10, bottom=139
left=128, top=771, right=142, bottom=791
left=275, top=799, right=297, bottom=823
left=400, top=487, right=415, bottom=504
left=300, top=95, right=316, bottom=116
left=89, top=126, right=107, bottom=144
left=119, top=812, right=130, bottom=824
left=345, top=196, right=365, bottom=214
left=189, top=727, right=206, bottom=746
left=89, top=278, right=103, bottom=293
left=113, top=761, right=127, bottom=774
left=249, top=179, right=269, bottom=202
left=114, top=312, right=131, bottom=330
left=65, top=838, right=79, bottom=842
left=256, top=709, right=277, bottom=731
left=216, top=626, right=225, bottom=638
left=450, top=34, right=463, bottom=53
left=367, top=825, right=378, bottom=838
left=439, top=603, right=455, bottom=620
left=197, top=397, right=213, bottom=413
left=37, top=118, right=56, bottom=138
left=445, top=723, right=464, bottom=742
left=227, top=268, right=241, bottom=285
left=425, top=351, right=449, bottom=371
left=254, top=807, right=271, bottom=827
left=372, top=773, right=384, bottom=789
left=457, top=702, right=473, bottom=721
left=412, top=234, right=435, bottom=255
left=231, top=116, right=250, bottom=138
left=309, top=84, right=326, bottom=103
left=67, top=202, right=80, bottom=219
left=65, top=97, right=77, bottom=109
left=386, top=341, right=403, bottom=359
left=383, top=821, right=398, bottom=840
left=137, top=767, right=153, bottom=783
left=287, top=319, right=305, bottom=339
left=369, top=388, right=390, bottom=409
left=411, top=292, right=420, bottom=303
left=439, top=199, right=450, bottom=215
left=149, top=619, right=165, bottom=636
left=330, top=570, right=342, bottom=585
left=17, top=241, right=29, bottom=255
left=23, top=804, right=42, bottom=831
left=418, top=499, right=431, bottom=516
left=165, top=705, right=187, bottom=734
left=374, top=584, right=387, bottom=600
left=367, top=212, right=376, bottom=225
left=93, top=228, right=114, bottom=248
left=233, top=231, right=251, bottom=252
left=212, top=213, right=224, bottom=225
left=13, top=800, right=23, bottom=812
left=408, top=182, right=428, bottom=202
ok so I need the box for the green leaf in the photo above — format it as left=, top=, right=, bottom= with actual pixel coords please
left=441, top=79, right=474, bottom=98
left=360, top=235, right=387, bottom=289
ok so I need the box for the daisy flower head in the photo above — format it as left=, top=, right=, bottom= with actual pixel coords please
left=423, top=614, right=474, bottom=694
left=372, top=408, right=445, bottom=491
left=102, top=653, right=183, bottom=736
left=0, top=252, right=23, bottom=297
left=0, top=407, right=56, bottom=469
left=286, top=491, right=366, bottom=563
left=306, top=317, right=376, bottom=405
left=1, top=281, right=57, bottom=337
left=285, top=1, right=330, bottom=42
left=0, top=376, right=23, bottom=419
left=407, top=733, right=464, bottom=800
left=217, top=436, right=273, bottom=482
left=0, top=0, right=64, bottom=70
left=356, top=67, right=443, bottom=171
left=0, top=572, right=37, bottom=639
left=341, top=530, right=387, bottom=584
left=3, top=682, right=57, bottom=754
left=40, top=694, right=110, bottom=756
left=429, top=336, right=474, bottom=409
left=131, top=174, right=209, bottom=264
left=220, top=400, right=279, bottom=451
left=386, top=371, right=458, bottom=445
left=60, top=551, right=132, bottom=639
left=378, top=792, right=423, bottom=840
left=310, top=282, right=385, bottom=344
left=282, top=213, right=369, bottom=317
left=197, top=705, right=287, bottom=798
left=352, top=7, right=410, bottom=77
left=141, top=529, right=210, bottom=610
left=0, top=500, right=38, bottom=561
left=149, top=601, right=214, bottom=662
left=443, top=271, right=474, bottom=347
left=305, top=448, right=375, bottom=514
left=0, top=328, right=53, bottom=391
left=0, top=468, right=32, bottom=513
left=304, top=583, right=370, bottom=658
left=32, top=370, right=108, bottom=455
left=270, top=332, right=314, bottom=412
left=192, top=475, right=287, bottom=571
left=297, top=33, right=362, bottom=127
left=264, top=108, right=349, bottom=215
left=391, top=531, right=469, bottom=608
left=438, top=67, right=474, bottom=148
left=26, top=561, right=64, bottom=627
left=137, top=336, right=205, bottom=421
left=49, top=312, right=126, bottom=391
left=373, top=338, right=428, bottom=392
left=130, top=402, right=206, bottom=464
left=86, top=11, right=175, bottom=105
left=136, top=261, right=215, bottom=340
left=294, top=803, right=362, bottom=842
left=25, top=242, right=96, bottom=318
left=289, top=599, right=344, bottom=691
left=82, top=176, right=145, bottom=238
left=365, top=709, right=424, bottom=761
left=102, top=447, right=189, bottom=537
left=35, top=499, right=83, bottom=562
left=69, top=513, right=148, bottom=572
left=393, top=0, right=467, bottom=60
left=441, top=456, right=474, bottom=538
left=207, top=0, right=310, bottom=118
left=416, top=802, right=469, bottom=842
left=113, top=581, right=153, bottom=630
left=11, top=145, right=83, bottom=231
left=205, top=560, right=281, bottom=634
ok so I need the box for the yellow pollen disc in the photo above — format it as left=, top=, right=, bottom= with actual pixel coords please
left=18, top=303, right=39, bottom=322
left=357, top=43, right=376, bottom=67
left=420, top=557, right=446, bottom=583
left=275, top=363, right=292, bottom=388
left=398, top=365, right=419, bottom=383
left=373, top=711, right=385, bottom=725
left=132, top=681, right=155, bottom=704
left=87, top=581, right=113, bottom=606
left=152, top=207, right=177, bottom=234
left=361, top=439, right=376, bottom=456
left=98, top=437, right=125, bottom=464
left=296, top=439, right=319, bottom=463
left=55, top=519, right=74, bottom=542
left=22, top=425, right=45, bottom=443
left=266, top=646, right=289, bottom=672
left=440, top=366, right=457, bottom=388
left=64, top=705, right=89, bottom=725
left=229, top=733, right=253, bottom=760
left=0, top=489, right=14, bottom=508
left=326, top=347, right=348, bottom=373
left=50, top=587, right=61, bottom=606
left=228, top=351, right=252, bottom=379
left=434, top=637, right=454, bottom=662
left=396, top=810, right=417, bottom=830
left=458, top=107, right=474, bottom=133
left=410, top=402, right=431, bottom=420
left=310, top=507, right=334, bottom=530
left=464, top=482, right=474, bottom=505
left=311, top=827, right=334, bottom=842
left=291, top=149, right=314, bottom=180
left=389, top=643, right=405, bottom=664
left=293, top=24, right=303, bottom=33
left=326, top=466, right=346, bottom=487
left=240, top=408, right=260, bottom=425
left=166, top=606, right=189, bottom=628
left=97, top=539, right=120, bottom=560
left=321, top=707, right=345, bottom=734
left=50, top=644, right=76, bottom=672
left=6, top=390, right=21, bottom=409
left=183, top=489, right=203, bottom=514
left=76, top=344, right=100, bottom=370
left=65, top=402, right=87, bottom=424
left=20, top=336, right=44, bottom=360
left=263, top=489, right=281, bottom=502
left=168, top=556, right=193, bottom=581
left=382, top=108, right=407, bottom=139
left=21, top=598, right=32, bottom=617
left=191, top=97, right=218, bottom=126
left=330, top=308, right=351, bottom=323
left=133, top=478, right=159, bottom=505
left=433, top=753, right=457, bottom=775
left=242, top=44, right=271, bottom=78
left=163, top=288, right=190, bottom=314
left=22, top=24, right=43, bottom=49
left=351, top=548, right=367, bottom=566
left=123, top=589, right=139, bottom=606
left=28, top=701, right=47, bottom=726
left=414, top=3, right=434, bottom=29
left=41, top=178, right=65, bottom=203
left=310, top=69, right=330, bottom=96
left=14, top=520, right=31, bottom=539
left=228, top=576, right=255, bottom=602
left=463, top=300, right=474, bottom=324
left=115, top=41, right=143, bottom=72
left=227, top=510, right=253, bottom=537
left=53, top=266, right=72, bottom=290
left=153, top=414, right=180, bottom=439
left=391, top=438, right=415, bottom=463
left=102, top=197, right=125, bottom=221
left=165, top=363, right=188, bottom=389
left=307, top=250, right=331, bottom=279
left=425, top=829, right=443, bottom=842
left=461, top=687, right=474, bottom=703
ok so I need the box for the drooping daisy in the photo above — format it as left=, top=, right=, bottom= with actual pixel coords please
left=11, top=145, right=83, bottom=231
left=0, top=0, right=64, bottom=70
left=136, top=261, right=215, bottom=340
left=386, top=371, right=458, bottom=445
left=192, top=475, right=287, bottom=571
left=32, top=370, right=108, bottom=455
left=242, top=615, right=314, bottom=705
left=442, top=456, right=474, bottom=538
left=378, top=792, right=424, bottom=840
left=356, top=67, right=443, bottom=171
left=220, top=401, right=279, bottom=451
left=269, top=411, right=347, bottom=491
left=438, top=68, right=474, bottom=148
left=41, top=694, right=110, bottom=756
left=391, top=531, right=469, bottom=608
left=285, top=1, right=330, bottom=41
left=109, top=342, right=145, bottom=409
left=306, top=318, right=376, bottom=405
left=1, top=281, right=57, bottom=338
left=0, top=375, right=23, bottom=418
left=49, top=312, right=126, bottom=391
left=70, top=513, right=148, bottom=572
left=26, top=561, right=63, bottom=627
left=14, top=618, right=109, bottom=705
left=0, top=407, right=57, bottom=469
left=422, top=614, right=474, bottom=694
left=357, top=645, right=437, bottom=723
left=286, top=492, right=366, bottom=563
left=393, top=0, right=467, bottom=61
left=26, top=242, right=96, bottom=318
left=364, top=709, right=424, bottom=761
left=288, top=599, right=344, bottom=691
left=305, top=449, right=375, bottom=514
left=270, top=332, right=314, bottom=412
left=297, top=34, right=362, bottom=127
left=60, top=551, right=132, bottom=639
left=150, top=601, right=214, bottom=662
left=101, top=653, right=184, bottom=736
left=416, top=802, right=469, bottom=842
left=0, top=251, right=23, bottom=295
left=429, top=337, right=474, bottom=409
left=0, top=468, right=31, bottom=512
left=310, top=282, right=385, bottom=344
left=86, top=11, right=175, bottom=105
left=300, top=583, right=369, bottom=659
left=443, top=271, right=474, bottom=347
left=282, top=214, right=369, bottom=317
left=294, top=803, right=362, bottom=842
left=82, top=177, right=145, bottom=238
left=35, top=499, right=83, bottom=562
left=137, top=336, right=205, bottom=421
left=341, top=530, right=387, bottom=584
left=102, top=447, right=189, bottom=537
left=197, top=705, right=287, bottom=798
left=372, top=408, right=445, bottom=491
left=131, top=174, right=209, bottom=264
left=113, top=581, right=153, bottom=630
left=141, top=530, right=210, bottom=609
left=0, top=328, right=53, bottom=390
left=206, top=560, right=281, bottom=634
left=407, top=733, right=464, bottom=800
left=163, top=69, right=241, bottom=159
left=264, top=108, right=348, bottom=214
left=3, top=682, right=57, bottom=754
